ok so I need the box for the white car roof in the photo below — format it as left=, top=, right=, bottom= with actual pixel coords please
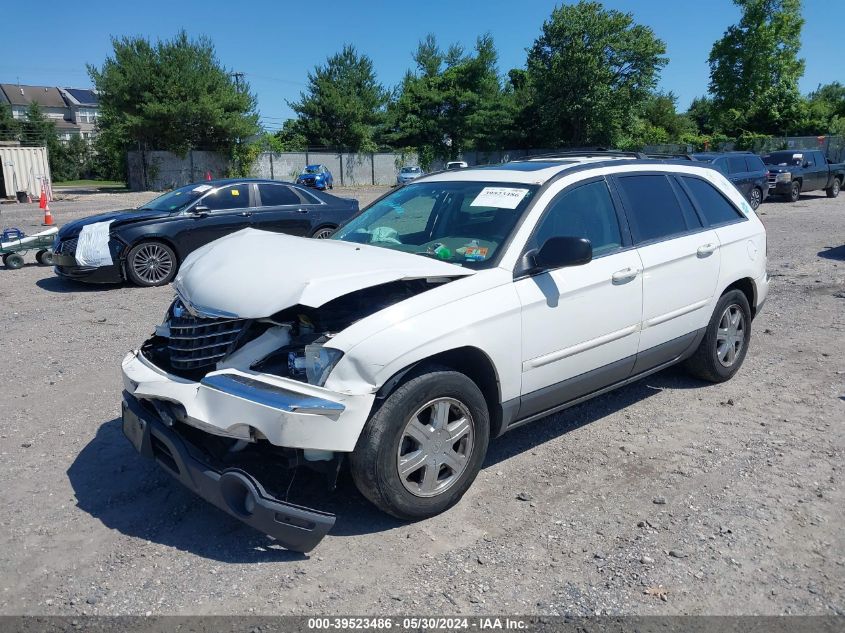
left=420, top=156, right=645, bottom=185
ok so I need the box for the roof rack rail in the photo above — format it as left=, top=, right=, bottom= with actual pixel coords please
left=520, top=148, right=646, bottom=160
left=643, top=152, right=695, bottom=160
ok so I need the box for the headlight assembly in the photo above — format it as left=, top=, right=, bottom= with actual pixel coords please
left=775, top=172, right=792, bottom=182
left=304, top=342, right=343, bottom=386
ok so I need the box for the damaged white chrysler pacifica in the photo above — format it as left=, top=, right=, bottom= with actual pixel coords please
left=121, top=152, right=769, bottom=551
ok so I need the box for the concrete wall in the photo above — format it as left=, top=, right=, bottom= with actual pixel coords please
left=127, top=150, right=231, bottom=191
left=128, top=150, right=420, bottom=190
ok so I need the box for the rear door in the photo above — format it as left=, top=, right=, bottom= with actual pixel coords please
left=253, top=182, right=316, bottom=236
left=612, top=173, right=720, bottom=368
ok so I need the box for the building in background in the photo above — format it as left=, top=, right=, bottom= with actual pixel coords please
left=0, top=83, right=99, bottom=143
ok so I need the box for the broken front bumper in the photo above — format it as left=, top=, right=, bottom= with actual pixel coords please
left=122, top=391, right=335, bottom=552
left=121, top=350, right=375, bottom=452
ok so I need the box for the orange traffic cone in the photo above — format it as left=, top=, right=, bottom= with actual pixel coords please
left=40, top=190, right=54, bottom=226
left=205, top=170, right=212, bottom=181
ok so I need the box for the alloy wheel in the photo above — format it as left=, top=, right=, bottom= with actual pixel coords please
left=397, top=397, right=475, bottom=498
left=750, top=188, right=762, bottom=209
left=716, top=304, right=746, bottom=367
left=312, top=228, right=334, bottom=239
left=131, top=243, right=174, bottom=285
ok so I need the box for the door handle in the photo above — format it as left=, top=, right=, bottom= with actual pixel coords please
left=297, top=208, right=309, bottom=214
left=611, top=267, right=639, bottom=284
left=697, top=243, right=717, bottom=257
left=239, top=211, right=252, bottom=217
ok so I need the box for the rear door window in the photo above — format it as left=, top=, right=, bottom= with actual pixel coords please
left=257, top=183, right=300, bottom=207
left=727, top=157, right=746, bottom=174
left=614, top=174, right=688, bottom=244
left=680, top=176, right=745, bottom=226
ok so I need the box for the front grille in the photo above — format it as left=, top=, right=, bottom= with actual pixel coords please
left=167, top=313, right=247, bottom=371
left=56, top=237, right=78, bottom=255
left=767, top=173, right=777, bottom=186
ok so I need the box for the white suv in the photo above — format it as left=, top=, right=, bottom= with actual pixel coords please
left=121, top=151, right=769, bottom=551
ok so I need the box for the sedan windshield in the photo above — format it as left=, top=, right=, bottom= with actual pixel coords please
left=401, top=167, right=421, bottom=173
left=332, top=181, right=539, bottom=269
left=138, top=183, right=211, bottom=212
left=303, top=165, right=321, bottom=174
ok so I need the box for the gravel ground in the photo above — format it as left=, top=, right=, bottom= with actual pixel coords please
left=0, top=187, right=842, bottom=616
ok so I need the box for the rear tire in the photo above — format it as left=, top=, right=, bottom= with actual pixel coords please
left=5, top=253, right=24, bottom=269
left=126, top=241, right=177, bottom=287
left=36, top=249, right=53, bottom=265
left=684, top=289, right=751, bottom=383
left=788, top=180, right=801, bottom=203
left=350, top=367, right=490, bottom=520
left=826, top=177, right=840, bottom=198
left=311, top=226, right=336, bottom=239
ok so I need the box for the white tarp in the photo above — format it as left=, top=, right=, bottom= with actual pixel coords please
left=75, top=221, right=114, bottom=267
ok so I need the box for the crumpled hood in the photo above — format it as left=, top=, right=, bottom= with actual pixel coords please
left=58, top=208, right=168, bottom=238
left=173, top=228, right=475, bottom=319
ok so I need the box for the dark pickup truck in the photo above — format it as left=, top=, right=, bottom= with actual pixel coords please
left=763, top=149, right=845, bottom=202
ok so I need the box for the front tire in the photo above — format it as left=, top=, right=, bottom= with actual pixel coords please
left=788, top=180, right=801, bottom=203
left=350, top=367, right=490, bottom=520
left=36, top=249, right=53, bottom=265
left=684, top=289, right=752, bottom=383
left=826, top=178, right=840, bottom=198
left=749, top=187, right=763, bottom=210
left=126, top=241, right=177, bottom=287
left=4, top=253, right=24, bottom=269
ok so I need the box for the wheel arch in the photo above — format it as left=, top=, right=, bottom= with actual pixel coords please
left=723, top=277, right=757, bottom=318
left=375, top=346, right=505, bottom=438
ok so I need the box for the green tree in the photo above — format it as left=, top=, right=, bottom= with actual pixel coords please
left=686, top=97, right=717, bottom=135
left=89, top=30, right=259, bottom=177
left=708, top=0, right=805, bottom=135
left=0, top=102, right=21, bottom=143
left=288, top=45, right=387, bottom=152
left=801, top=82, right=845, bottom=133
left=520, top=1, right=667, bottom=147
left=387, top=34, right=512, bottom=162
left=16, top=102, right=80, bottom=181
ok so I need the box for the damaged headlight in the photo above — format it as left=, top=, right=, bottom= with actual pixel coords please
left=287, top=339, right=343, bottom=387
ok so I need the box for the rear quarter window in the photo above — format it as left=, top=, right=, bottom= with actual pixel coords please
left=680, top=176, right=745, bottom=226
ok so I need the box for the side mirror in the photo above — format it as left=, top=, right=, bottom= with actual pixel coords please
left=803, top=161, right=810, bottom=168
left=519, top=236, right=592, bottom=275
left=191, top=205, right=209, bottom=216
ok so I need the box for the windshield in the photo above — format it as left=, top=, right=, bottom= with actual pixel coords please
left=332, top=181, right=539, bottom=269
left=763, top=152, right=803, bottom=166
left=138, top=183, right=211, bottom=212
left=692, top=154, right=715, bottom=162
left=401, top=167, right=421, bottom=173
left=303, top=165, right=321, bottom=174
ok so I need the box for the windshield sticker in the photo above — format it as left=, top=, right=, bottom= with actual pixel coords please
left=230, top=189, right=240, bottom=196
left=192, top=184, right=212, bottom=193
left=470, top=187, right=529, bottom=209
left=792, top=153, right=803, bottom=159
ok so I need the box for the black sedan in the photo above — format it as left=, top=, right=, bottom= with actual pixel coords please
left=53, top=179, right=359, bottom=287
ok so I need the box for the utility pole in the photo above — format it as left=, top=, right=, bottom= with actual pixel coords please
left=230, top=72, right=245, bottom=174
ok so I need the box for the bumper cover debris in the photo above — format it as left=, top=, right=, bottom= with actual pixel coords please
left=121, top=391, right=335, bottom=552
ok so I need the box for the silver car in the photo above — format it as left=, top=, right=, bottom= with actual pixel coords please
left=397, top=166, right=423, bottom=185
